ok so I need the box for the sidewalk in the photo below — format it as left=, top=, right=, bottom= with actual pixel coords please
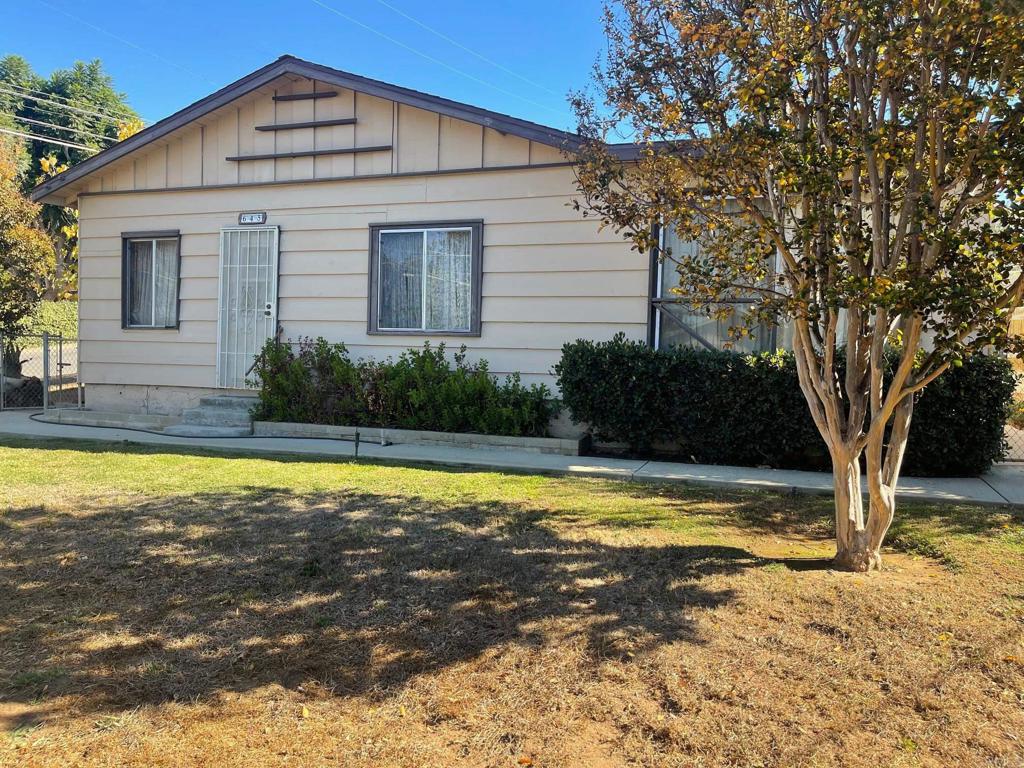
left=1, top=410, right=1020, bottom=506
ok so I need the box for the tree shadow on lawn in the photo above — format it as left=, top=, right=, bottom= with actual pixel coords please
left=0, top=482, right=760, bottom=726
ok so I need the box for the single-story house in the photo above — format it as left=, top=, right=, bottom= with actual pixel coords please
left=32, top=55, right=769, bottom=421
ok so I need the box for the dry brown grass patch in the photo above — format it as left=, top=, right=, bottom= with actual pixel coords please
left=0, top=442, right=1022, bottom=766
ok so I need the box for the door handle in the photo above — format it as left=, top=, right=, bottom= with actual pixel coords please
left=264, top=302, right=273, bottom=318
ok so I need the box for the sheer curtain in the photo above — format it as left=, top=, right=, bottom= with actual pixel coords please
left=153, top=239, right=178, bottom=326
left=129, top=240, right=154, bottom=326
left=425, top=229, right=471, bottom=331
left=379, top=231, right=424, bottom=329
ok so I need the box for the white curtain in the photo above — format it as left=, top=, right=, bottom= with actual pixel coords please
left=153, top=239, right=178, bottom=326
left=379, top=231, right=424, bottom=329
left=128, top=239, right=177, bottom=327
left=129, top=240, right=154, bottom=326
left=425, top=230, right=471, bottom=331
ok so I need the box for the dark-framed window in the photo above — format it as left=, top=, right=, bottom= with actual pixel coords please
left=367, top=220, right=483, bottom=336
left=121, top=230, right=181, bottom=329
left=649, top=222, right=792, bottom=353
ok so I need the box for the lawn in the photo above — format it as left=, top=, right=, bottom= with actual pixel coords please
left=1, top=439, right=1022, bottom=767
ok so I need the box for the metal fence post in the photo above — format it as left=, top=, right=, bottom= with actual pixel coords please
left=41, top=332, right=50, bottom=411
left=57, top=333, right=64, bottom=408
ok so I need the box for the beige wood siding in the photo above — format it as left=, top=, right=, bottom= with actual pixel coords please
left=76, top=165, right=646, bottom=389
left=61, top=74, right=570, bottom=206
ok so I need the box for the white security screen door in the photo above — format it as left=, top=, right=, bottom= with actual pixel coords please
left=217, top=226, right=279, bottom=389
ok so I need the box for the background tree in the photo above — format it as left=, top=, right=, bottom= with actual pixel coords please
left=0, top=55, right=139, bottom=297
left=0, top=137, right=54, bottom=372
left=572, top=0, right=1024, bottom=570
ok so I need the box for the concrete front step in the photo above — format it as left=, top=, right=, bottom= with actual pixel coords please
left=162, top=424, right=253, bottom=437
left=179, top=409, right=253, bottom=427
left=167, top=395, right=257, bottom=435
left=198, top=395, right=258, bottom=410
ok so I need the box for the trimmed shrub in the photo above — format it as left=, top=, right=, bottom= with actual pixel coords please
left=902, top=354, right=1018, bottom=476
left=1010, top=398, right=1024, bottom=431
left=24, top=301, right=78, bottom=339
left=555, top=334, right=1017, bottom=476
left=252, top=337, right=555, bottom=437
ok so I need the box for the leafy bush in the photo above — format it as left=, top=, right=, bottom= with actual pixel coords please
left=252, top=338, right=555, bottom=437
left=556, top=334, right=1017, bottom=476
left=555, top=335, right=821, bottom=467
left=902, top=354, right=1018, bottom=476
left=24, top=300, right=78, bottom=339
left=1009, top=398, right=1024, bottom=431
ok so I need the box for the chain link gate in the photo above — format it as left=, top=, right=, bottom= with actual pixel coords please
left=0, top=332, right=82, bottom=411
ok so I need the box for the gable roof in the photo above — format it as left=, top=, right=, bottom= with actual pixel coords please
left=31, top=55, right=598, bottom=204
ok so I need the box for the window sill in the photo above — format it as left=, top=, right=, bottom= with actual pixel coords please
left=367, top=328, right=481, bottom=338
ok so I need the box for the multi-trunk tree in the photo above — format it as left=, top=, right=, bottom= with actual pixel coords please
left=573, top=0, right=1024, bottom=570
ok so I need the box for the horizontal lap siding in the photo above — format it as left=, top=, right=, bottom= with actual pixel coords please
left=77, top=166, right=647, bottom=388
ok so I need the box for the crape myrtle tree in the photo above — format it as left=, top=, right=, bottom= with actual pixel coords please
left=572, top=0, right=1024, bottom=570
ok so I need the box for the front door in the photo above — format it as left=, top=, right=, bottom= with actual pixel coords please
left=217, top=226, right=279, bottom=389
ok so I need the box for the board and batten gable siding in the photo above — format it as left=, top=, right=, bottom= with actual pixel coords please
left=77, top=165, right=649, bottom=390
left=78, top=76, right=569, bottom=199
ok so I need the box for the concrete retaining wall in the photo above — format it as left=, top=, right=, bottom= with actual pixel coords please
left=253, top=421, right=582, bottom=455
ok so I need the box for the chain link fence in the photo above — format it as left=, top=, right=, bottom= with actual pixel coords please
left=1, top=332, right=82, bottom=411
left=1008, top=315, right=1024, bottom=462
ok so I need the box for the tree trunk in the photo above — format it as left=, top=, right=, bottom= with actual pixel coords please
left=830, top=450, right=884, bottom=572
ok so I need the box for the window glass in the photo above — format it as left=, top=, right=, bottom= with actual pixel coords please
left=379, top=231, right=424, bottom=329
left=128, top=240, right=154, bottom=327
left=377, top=227, right=474, bottom=332
left=425, top=229, right=471, bottom=331
left=656, top=225, right=775, bottom=353
left=126, top=237, right=178, bottom=328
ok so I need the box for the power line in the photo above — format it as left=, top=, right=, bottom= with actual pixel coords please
left=0, top=85, right=134, bottom=125
left=32, top=0, right=216, bottom=86
left=2, top=81, right=139, bottom=122
left=308, top=0, right=571, bottom=121
left=368, top=0, right=563, bottom=99
left=13, top=115, right=117, bottom=144
left=0, top=127, right=100, bottom=153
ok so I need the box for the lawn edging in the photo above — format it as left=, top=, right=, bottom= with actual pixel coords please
left=252, top=420, right=583, bottom=456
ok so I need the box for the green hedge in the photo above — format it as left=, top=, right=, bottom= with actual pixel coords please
left=555, top=334, right=1018, bottom=477
left=252, top=337, right=556, bottom=437
left=1010, top=398, right=1024, bottom=431
left=24, top=301, right=78, bottom=339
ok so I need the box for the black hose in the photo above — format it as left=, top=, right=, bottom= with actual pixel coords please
left=26, top=411, right=382, bottom=450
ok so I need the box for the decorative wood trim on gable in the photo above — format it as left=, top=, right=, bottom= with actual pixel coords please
left=272, top=90, right=338, bottom=101
left=225, top=144, right=392, bottom=162
left=254, top=117, right=357, bottom=131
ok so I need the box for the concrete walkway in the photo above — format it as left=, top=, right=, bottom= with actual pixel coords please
left=1, top=410, right=1020, bottom=506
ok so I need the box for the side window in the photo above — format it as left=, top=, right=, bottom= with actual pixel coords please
left=368, top=220, right=483, bottom=336
left=122, top=231, right=181, bottom=329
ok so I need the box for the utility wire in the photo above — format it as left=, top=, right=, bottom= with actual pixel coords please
left=368, top=0, right=563, bottom=99
left=0, top=127, right=99, bottom=153
left=13, top=115, right=117, bottom=144
left=2, top=81, right=140, bottom=122
left=0, top=86, right=133, bottom=125
left=32, top=0, right=215, bottom=86
left=308, top=0, right=571, bottom=121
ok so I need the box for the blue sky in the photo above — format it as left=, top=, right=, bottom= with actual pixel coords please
left=1, top=0, right=608, bottom=130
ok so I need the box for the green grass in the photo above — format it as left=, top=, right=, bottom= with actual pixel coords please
left=0, top=436, right=1019, bottom=565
